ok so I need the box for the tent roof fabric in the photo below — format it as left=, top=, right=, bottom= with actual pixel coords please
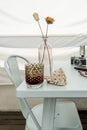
left=0, top=0, right=87, bottom=35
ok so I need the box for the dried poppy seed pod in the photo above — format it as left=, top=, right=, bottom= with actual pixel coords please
left=33, top=13, right=39, bottom=21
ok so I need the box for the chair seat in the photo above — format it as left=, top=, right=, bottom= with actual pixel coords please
left=26, top=102, right=82, bottom=130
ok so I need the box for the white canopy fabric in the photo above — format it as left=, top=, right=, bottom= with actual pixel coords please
left=0, top=0, right=87, bottom=47
left=0, top=35, right=87, bottom=48
left=0, top=0, right=87, bottom=35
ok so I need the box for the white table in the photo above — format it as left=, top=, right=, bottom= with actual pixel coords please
left=16, top=61, right=87, bottom=130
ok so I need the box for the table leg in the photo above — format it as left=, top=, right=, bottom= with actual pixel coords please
left=42, top=98, right=56, bottom=130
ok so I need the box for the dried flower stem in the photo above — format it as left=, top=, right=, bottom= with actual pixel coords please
left=38, top=22, right=52, bottom=75
left=40, top=24, right=49, bottom=64
left=45, top=38, right=52, bottom=76
left=46, top=24, right=52, bottom=76
left=37, top=21, right=45, bottom=42
left=37, top=21, right=46, bottom=63
left=46, top=24, right=48, bottom=38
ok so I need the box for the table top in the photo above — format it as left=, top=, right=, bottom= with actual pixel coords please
left=16, top=61, right=87, bottom=98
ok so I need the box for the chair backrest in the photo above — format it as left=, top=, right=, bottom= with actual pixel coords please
left=4, top=55, right=29, bottom=87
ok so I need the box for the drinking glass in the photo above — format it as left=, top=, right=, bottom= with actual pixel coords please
left=25, top=63, right=44, bottom=88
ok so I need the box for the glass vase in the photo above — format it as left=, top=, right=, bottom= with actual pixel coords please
left=38, top=38, right=53, bottom=78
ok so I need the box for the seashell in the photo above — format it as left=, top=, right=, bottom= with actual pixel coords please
left=47, top=68, right=67, bottom=86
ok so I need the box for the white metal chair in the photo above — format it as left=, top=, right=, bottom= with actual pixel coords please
left=4, top=55, right=82, bottom=130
